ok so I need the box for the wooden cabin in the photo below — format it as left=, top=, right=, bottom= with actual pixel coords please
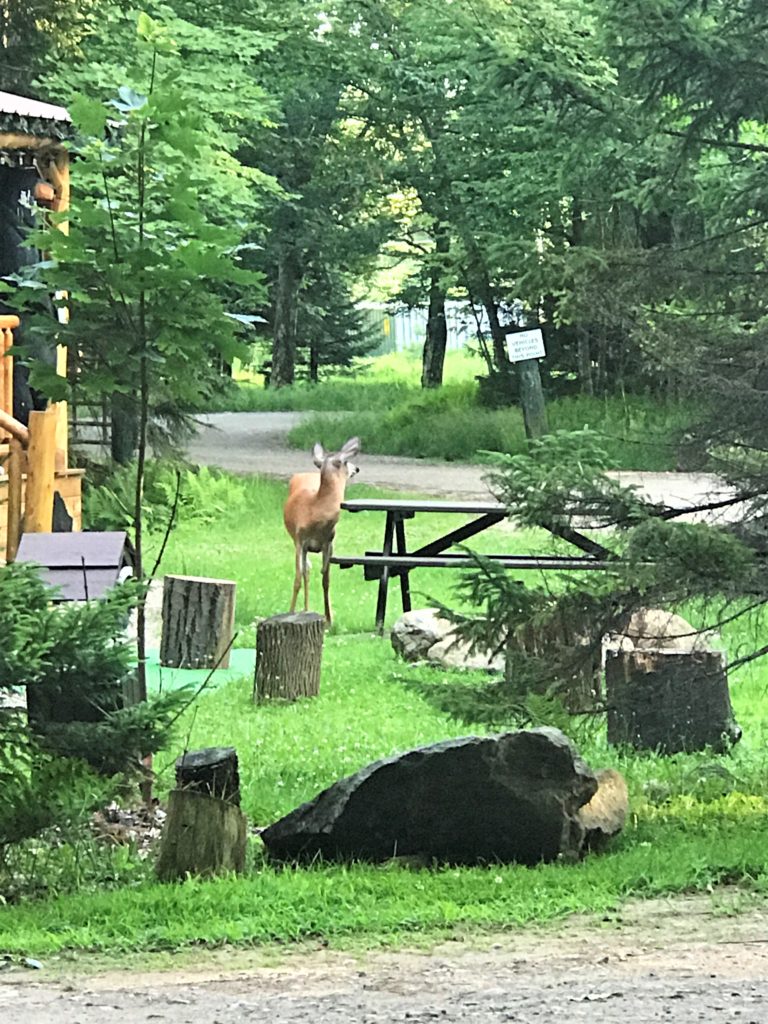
left=0, top=91, right=83, bottom=562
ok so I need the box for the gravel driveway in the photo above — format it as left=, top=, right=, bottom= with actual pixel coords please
left=185, top=412, right=740, bottom=519
left=3, top=895, right=767, bottom=1023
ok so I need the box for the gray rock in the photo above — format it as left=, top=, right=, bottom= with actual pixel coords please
left=261, top=728, right=598, bottom=865
left=606, top=608, right=714, bottom=656
left=390, top=608, right=454, bottom=662
left=426, top=635, right=504, bottom=672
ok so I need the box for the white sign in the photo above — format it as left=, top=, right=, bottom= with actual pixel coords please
left=506, top=328, right=546, bottom=363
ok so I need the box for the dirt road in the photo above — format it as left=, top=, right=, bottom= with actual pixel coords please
left=186, top=412, right=739, bottom=519
left=3, top=895, right=767, bottom=1023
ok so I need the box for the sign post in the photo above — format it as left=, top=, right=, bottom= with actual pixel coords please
left=507, top=328, right=548, bottom=439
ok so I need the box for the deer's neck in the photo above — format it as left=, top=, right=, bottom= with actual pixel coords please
left=317, top=470, right=348, bottom=505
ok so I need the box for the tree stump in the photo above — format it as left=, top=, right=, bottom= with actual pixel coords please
left=160, top=574, right=236, bottom=669
left=155, top=790, right=246, bottom=881
left=606, top=649, right=741, bottom=754
left=176, top=746, right=241, bottom=805
left=254, top=612, right=324, bottom=702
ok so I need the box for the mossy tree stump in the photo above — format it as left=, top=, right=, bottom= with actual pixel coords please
left=156, top=747, right=246, bottom=882
left=254, top=612, right=325, bottom=703
left=160, top=574, right=236, bottom=669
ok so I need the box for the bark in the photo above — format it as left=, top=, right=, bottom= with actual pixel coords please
left=254, top=611, right=325, bottom=702
left=421, top=230, right=450, bottom=388
left=176, top=746, right=241, bottom=806
left=606, top=649, right=741, bottom=754
left=156, top=790, right=246, bottom=881
left=110, top=391, right=137, bottom=464
left=570, top=200, right=594, bottom=396
left=160, top=574, right=236, bottom=669
left=271, top=243, right=301, bottom=388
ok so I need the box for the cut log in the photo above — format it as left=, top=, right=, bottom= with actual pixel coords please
left=577, top=768, right=629, bottom=852
left=176, top=746, right=241, bottom=806
left=160, top=574, right=236, bottom=669
left=254, top=611, right=324, bottom=702
left=155, top=789, right=246, bottom=881
left=606, top=649, right=741, bottom=754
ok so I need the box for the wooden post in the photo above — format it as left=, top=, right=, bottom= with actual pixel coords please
left=254, top=611, right=325, bottom=702
left=25, top=405, right=59, bottom=533
left=0, top=317, right=19, bottom=427
left=517, top=358, right=549, bottom=439
left=160, top=574, right=236, bottom=668
left=6, top=437, right=23, bottom=561
left=44, top=149, right=71, bottom=469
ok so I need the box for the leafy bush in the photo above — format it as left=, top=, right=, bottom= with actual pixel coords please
left=0, top=563, right=190, bottom=882
left=83, top=459, right=248, bottom=534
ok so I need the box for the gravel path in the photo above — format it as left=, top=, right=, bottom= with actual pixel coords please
left=3, top=895, right=767, bottom=1023
left=185, top=412, right=739, bottom=519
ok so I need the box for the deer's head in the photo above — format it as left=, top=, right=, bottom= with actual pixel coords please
left=313, top=437, right=361, bottom=480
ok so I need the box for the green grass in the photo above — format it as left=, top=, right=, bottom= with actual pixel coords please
left=211, top=351, right=485, bottom=412
left=3, top=469, right=767, bottom=958
left=3, top=824, right=768, bottom=955
left=210, top=350, right=696, bottom=471
left=289, top=393, right=694, bottom=471
left=148, top=474, right=549, bottom=640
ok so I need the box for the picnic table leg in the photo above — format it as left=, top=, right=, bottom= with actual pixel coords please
left=395, top=516, right=411, bottom=614
left=375, top=511, right=395, bottom=634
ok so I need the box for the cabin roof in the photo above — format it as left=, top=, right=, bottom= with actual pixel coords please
left=0, top=91, right=73, bottom=144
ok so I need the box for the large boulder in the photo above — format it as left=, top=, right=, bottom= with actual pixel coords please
left=261, top=728, right=599, bottom=865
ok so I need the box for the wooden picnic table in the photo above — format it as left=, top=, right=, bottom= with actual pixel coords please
left=331, top=498, right=616, bottom=633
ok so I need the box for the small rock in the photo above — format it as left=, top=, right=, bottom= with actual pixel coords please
left=391, top=608, right=454, bottom=662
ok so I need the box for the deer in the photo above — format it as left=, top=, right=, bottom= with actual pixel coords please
left=283, top=437, right=361, bottom=626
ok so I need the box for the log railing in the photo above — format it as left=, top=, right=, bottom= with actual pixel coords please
left=1, top=314, right=60, bottom=561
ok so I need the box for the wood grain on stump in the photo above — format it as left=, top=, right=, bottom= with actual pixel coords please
left=156, top=789, right=246, bottom=881
left=254, top=611, right=325, bottom=703
left=160, top=574, right=236, bottom=669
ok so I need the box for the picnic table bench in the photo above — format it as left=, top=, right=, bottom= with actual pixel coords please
left=331, top=499, right=616, bottom=632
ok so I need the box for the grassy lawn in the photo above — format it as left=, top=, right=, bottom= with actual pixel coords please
left=211, top=351, right=696, bottom=471
left=2, top=470, right=766, bottom=957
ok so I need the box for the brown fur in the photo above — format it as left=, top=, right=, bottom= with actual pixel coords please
left=283, top=439, right=360, bottom=624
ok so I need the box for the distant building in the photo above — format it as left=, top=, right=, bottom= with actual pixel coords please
left=358, top=300, right=523, bottom=355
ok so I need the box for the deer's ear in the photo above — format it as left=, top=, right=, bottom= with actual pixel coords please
left=340, top=436, right=361, bottom=458
left=312, top=443, right=325, bottom=467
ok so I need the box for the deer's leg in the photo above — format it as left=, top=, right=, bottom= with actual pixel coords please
left=302, top=546, right=311, bottom=612
left=322, top=543, right=333, bottom=625
left=290, top=541, right=303, bottom=613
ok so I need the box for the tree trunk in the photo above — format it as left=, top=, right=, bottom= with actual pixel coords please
left=576, top=326, right=594, bottom=396
left=156, top=789, right=246, bottom=881
left=421, top=230, right=450, bottom=388
left=606, top=649, right=740, bottom=754
left=271, top=243, right=301, bottom=388
left=254, top=611, right=324, bottom=702
left=160, top=574, right=236, bottom=669
left=110, top=392, right=137, bottom=464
